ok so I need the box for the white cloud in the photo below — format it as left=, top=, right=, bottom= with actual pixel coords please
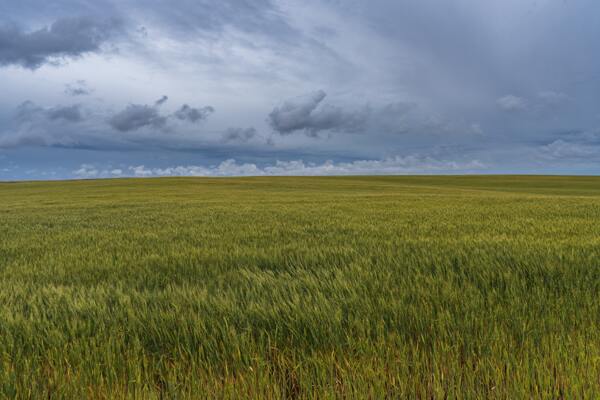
left=538, top=139, right=599, bottom=160
left=497, top=95, right=527, bottom=112
left=496, top=92, right=568, bottom=115
left=105, top=155, right=485, bottom=179
left=470, top=123, right=484, bottom=135
left=73, top=164, right=98, bottom=178
left=73, top=164, right=125, bottom=178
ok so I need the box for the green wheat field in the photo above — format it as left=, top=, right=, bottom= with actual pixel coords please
left=1, top=176, right=600, bottom=398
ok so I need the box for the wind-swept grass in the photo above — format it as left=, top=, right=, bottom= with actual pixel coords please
left=1, top=176, right=600, bottom=398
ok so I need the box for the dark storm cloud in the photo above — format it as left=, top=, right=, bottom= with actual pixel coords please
left=0, top=16, right=123, bottom=69
left=174, top=104, right=214, bottom=123
left=109, top=104, right=166, bottom=132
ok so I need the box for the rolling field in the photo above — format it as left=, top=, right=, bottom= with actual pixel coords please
left=1, top=175, right=600, bottom=398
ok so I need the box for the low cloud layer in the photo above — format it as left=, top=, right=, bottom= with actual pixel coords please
left=73, top=155, right=485, bottom=179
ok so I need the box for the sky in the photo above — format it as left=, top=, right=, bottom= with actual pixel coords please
left=1, top=0, right=600, bottom=180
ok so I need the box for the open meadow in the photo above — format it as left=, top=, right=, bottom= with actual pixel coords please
left=1, top=175, right=600, bottom=398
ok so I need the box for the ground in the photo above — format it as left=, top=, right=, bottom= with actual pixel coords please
left=1, top=176, right=599, bottom=398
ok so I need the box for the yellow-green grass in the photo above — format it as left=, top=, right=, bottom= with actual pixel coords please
left=1, top=176, right=600, bottom=398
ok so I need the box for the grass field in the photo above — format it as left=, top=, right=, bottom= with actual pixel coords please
left=1, top=175, right=600, bottom=398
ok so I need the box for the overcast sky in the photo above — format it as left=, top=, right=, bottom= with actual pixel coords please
left=1, top=0, right=599, bottom=179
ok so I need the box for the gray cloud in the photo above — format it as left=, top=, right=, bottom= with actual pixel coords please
left=1, top=96, right=220, bottom=150
left=109, top=96, right=215, bottom=132
left=14, top=100, right=43, bottom=122
left=174, top=104, right=214, bottom=123
left=128, top=0, right=298, bottom=42
left=109, top=104, right=166, bottom=132
left=15, top=101, right=82, bottom=123
left=0, top=16, right=123, bottom=69
left=0, top=101, right=109, bottom=149
left=269, top=90, right=367, bottom=136
left=65, top=80, right=93, bottom=96
left=47, top=105, right=83, bottom=122
left=372, top=102, right=428, bottom=135
left=223, top=127, right=257, bottom=143
left=155, top=95, right=168, bottom=106
left=269, top=90, right=326, bottom=134
left=268, top=91, right=468, bottom=138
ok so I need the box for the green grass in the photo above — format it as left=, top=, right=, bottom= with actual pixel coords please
left=1, top=175, right=600, bottom=398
